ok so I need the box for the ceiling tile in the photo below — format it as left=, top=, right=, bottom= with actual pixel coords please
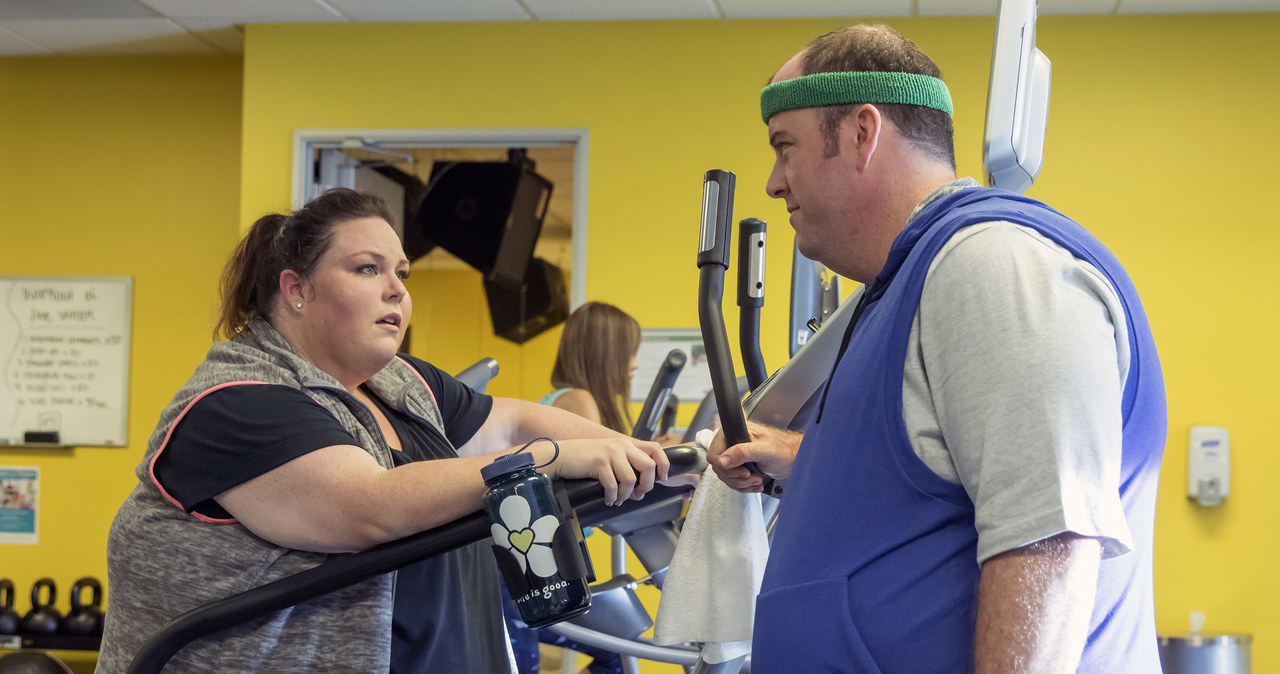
left=135, top=0, right=343, bottom=23
left=918, top=0, right=995, bottom=16
left=1039, top=0, right=1118, bottom=14
left=325, top=0, right=530, bottom=22
left=525, top=0, right=717, bottom=20
left=0, top=23, right=50, bottom=55
left=0, top=0, right=1273, bottom=57
left=1, top=18, right=217, bottom=54
left=0, top=0, right=157, bottom=20
left=1119, top=0, right=1280, bottom=11
left=720, top=0, right=910, bottom=19
left=919, top=1, right=1121, bottom=18
left=175, top=19, right=244, bottom=53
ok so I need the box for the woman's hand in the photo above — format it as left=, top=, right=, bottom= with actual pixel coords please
left=533, top=437, right=667, bottom=506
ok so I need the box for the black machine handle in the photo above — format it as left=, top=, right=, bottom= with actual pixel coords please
left=737, top=217, right=768, bottom=392
left=126, top=446, right=703, bottom=674
left=680, top=378, right=747, bottom=444
left=632, top=349, right=686, bottom=442
left=695, top=170, right=778, bottom=496
left=659, top=395, right=679, bottom=438
left=696, top=169, right=749, bottom=449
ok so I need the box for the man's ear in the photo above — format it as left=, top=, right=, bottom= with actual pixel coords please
left=845, top=103, right=883, bottom=171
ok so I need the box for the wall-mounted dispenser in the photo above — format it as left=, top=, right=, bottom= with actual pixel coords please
left=1188, top=426, right=1230, bottom=507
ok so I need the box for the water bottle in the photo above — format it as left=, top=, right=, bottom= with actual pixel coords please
left=481, top=442, right=592, bottom=628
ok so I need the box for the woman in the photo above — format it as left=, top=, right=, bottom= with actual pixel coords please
left=539, top=302, right=642, bottom=434
left=96, top=189, right=667, bottom=673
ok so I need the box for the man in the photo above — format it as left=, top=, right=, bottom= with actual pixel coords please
left=708, top=25, right=1166, bottom=672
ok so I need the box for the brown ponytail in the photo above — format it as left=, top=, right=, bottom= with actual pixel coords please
left=214, top=188, right=394, bottom=340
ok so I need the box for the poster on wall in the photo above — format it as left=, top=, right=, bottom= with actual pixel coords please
left=629, top=329, right=713, bottom=404
left=0, top=466, right=39, bottom=544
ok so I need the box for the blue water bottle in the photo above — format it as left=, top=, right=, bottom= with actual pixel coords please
left=481, top=439, right=592, bottom=628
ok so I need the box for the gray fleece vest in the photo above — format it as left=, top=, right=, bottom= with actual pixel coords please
left=96, top=321, right=447, bottom=673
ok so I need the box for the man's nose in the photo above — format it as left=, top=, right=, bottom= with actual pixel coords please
left=765, top=163, right=787, bottom=199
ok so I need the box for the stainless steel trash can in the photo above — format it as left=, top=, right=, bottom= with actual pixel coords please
left=1158, top=634, right=1251, bottom=673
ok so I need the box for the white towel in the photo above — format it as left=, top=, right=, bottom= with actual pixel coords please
left=652, top=429, right=769, bottom=663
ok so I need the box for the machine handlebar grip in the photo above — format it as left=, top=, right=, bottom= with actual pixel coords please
left=696, top=170, right=736, bottom=269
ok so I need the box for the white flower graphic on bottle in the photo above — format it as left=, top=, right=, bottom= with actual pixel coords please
left=489, top=494, right=560, bottom=577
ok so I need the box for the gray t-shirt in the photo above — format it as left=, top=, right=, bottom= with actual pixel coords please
left=900, top=180, right=1134, bottom=564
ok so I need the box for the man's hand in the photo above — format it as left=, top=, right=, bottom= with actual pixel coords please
left=706, top=421, right=803, bottom=493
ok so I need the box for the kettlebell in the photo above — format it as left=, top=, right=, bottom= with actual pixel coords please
left=0, top=651, right=74, bottom=673
left=59, top=576, right=104, bottom=636
left=0, top=579, right=19, bottom=635
left=19, top=577, right=60, bottom=635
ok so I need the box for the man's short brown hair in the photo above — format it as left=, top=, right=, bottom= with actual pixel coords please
left=802, top=25, right=955, bottom=168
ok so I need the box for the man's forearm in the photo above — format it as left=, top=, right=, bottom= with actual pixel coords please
left=974, top=532, right=1101, bottom=673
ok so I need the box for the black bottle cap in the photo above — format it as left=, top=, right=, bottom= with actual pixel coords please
left=481, top=451, right=536, bottom=483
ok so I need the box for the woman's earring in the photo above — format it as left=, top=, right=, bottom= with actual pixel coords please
left=296, top=303, right=303, bottom=309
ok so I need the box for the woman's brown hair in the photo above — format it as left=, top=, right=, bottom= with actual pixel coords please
left=550, top=302, right=642, bottom=433
left=214, top=188, right=394, bottom=340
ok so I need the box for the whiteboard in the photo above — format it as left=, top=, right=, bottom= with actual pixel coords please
left=1, top=277, right=132, bottom=447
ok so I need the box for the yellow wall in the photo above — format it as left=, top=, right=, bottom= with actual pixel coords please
left=240, top=13, right=1280, bottom=664
left=2, top=11, right=1278, bottom=671
left=0, top=55, right=243, bottom=638
left=404, top=267, right=564, bottom=401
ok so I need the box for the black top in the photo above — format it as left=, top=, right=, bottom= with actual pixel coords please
left=153, top=385, right=355, bottom=518
left=152, top=355, right=511, bottom=674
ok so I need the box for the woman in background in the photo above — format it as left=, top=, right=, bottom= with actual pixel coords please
left=540, top=301, right=642, bottom=434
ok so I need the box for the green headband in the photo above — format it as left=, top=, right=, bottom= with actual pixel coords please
left=760, top=71, right=953, bottom=123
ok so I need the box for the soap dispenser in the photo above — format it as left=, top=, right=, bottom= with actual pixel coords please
left=1188, top=426, right=1230, bottom=507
